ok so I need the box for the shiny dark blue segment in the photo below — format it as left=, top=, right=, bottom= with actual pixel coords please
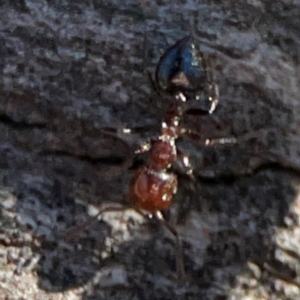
left=156, top=45, right=180, bottom=90
left=155, top=36, right=205, bottom=94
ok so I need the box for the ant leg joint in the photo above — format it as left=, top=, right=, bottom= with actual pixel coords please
left=135, top=140, right=151, bottom=154
left=208, top=83, right=219, bottom=114
left=205, top=137, right=237, bottom=146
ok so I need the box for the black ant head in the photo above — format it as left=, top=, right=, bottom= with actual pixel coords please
left=154, top=36, right=206, bottom=97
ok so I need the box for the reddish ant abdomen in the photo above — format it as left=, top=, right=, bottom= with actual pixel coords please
left=129, top=166, right=177, bottom=213
left=130, top=114, right=179, bottom=212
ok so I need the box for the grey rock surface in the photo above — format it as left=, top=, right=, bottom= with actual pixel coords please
left=0, top=0, right=300, bottom=299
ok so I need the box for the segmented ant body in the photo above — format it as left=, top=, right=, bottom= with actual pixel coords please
left=66, top=35, right=219, bottom=279
left=131, top=35, right=219, bottom=215
left=129, top=36, right=220, bottom=278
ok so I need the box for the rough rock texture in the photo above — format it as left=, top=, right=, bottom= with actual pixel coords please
left=0, top=0, right=300, bottom=299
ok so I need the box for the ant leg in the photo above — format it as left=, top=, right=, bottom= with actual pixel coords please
left=177, top=127, right=201, bottom=141
left=204, top=129, right=271, bottom=148
left=64, top=205, right=144, bottom=241
left=201, top=51, right=219, bottom=114
left=135, top=139, right=152, bottom=154
left=173, top=149, right=195, bottom=180
left=155, top=211, right=186, bottom=280
left=98, top=126, right=151, bottom=153
left=207, top=82, right=219, bottom=114
left=178, top=127, right=238, bottom=147
left=98, top=127, right=133, bottom=138
left=147, top=71, right=161, bottom=95
left=205, top=137, right=237, bottom=146
left=181, top=129, right=268, bottom=149
left=205, top=129, right=270, bottom=147
left=141, top=25, right=161, bottom=96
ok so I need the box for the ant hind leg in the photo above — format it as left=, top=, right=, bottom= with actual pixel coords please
left=155, top=211, right=186, bottom=280
left=64, top=204, right=145, bottom=242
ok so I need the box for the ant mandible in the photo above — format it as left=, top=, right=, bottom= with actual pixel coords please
left=66, top=35, right=219, bottom=279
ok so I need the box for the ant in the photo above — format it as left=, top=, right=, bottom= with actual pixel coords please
left=65, top=35, right=221, bottom=279
left=129, top=35, right=220, bottom=277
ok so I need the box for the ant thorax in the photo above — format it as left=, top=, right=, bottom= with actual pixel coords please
left=149, top=138, right=177, bottom=171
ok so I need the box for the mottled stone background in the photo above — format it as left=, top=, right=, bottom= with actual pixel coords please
left=0, top=0, right=300, bottom=299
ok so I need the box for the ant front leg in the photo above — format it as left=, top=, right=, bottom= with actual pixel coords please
left=201, top=52, right=219, bottom=114
left=147, top=71, right=162, bottom=95
left=207, top=81, right=219, bottom=114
